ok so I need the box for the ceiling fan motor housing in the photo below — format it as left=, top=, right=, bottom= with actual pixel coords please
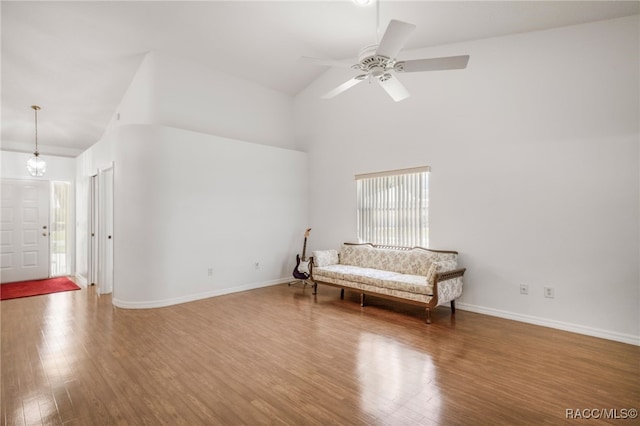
left=358, top=44, right=379, bottom=62
left=355, top=44, right=394, bottom=77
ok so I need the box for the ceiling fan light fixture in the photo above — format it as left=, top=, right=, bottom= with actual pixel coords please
left=26, top=105, right=46, bottom=177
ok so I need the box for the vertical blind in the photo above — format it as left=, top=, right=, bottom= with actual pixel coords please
left=356, top=167, right=429, bottom=247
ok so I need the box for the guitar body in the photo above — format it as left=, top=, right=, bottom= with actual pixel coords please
left=293, top=254, right=310, bottom=280
left=293, top=228, right=312, bottom=280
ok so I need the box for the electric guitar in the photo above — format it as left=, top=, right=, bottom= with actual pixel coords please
left=293, top=228, right=312, bottom=280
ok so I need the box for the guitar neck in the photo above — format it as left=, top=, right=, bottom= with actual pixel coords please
left=301, top=238, right=308, bottom=260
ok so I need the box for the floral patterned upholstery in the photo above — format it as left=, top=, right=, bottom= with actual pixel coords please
left=312, top=244, right=463, bottom=307
left=313, top=264, right=433, bottom=295
left=312, top=273, right=433, bottom=304
left=426, top=259, right=458, bottom=286
left=339, top=244, right=454, bottom=276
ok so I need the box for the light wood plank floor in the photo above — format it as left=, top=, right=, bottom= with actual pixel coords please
left=1, top=281, right=638, bottom=425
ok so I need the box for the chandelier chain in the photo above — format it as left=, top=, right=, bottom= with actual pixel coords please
left=31, top=105, right=40, bottom=155
left=34, top=107, right=38, bottom=153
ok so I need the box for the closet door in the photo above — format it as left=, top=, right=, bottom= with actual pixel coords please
left=97, top=167, right=114, bottom=294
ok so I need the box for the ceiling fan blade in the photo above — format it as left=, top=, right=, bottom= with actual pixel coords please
left=396, top=55, right=470, bottom=73
left=322, top=75, right=366, bottom=99
left=375, top=20, right=416, bottom=59
left=378, top=75, right=410, bottom=102
left=300, top=56, right=354, bottom=69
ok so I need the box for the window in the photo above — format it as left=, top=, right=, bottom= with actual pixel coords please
left=356, top=166, right=429, bottom=247
left=51, top=181, right=71, bottom=277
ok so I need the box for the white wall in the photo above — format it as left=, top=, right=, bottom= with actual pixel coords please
left=76, top=50, right=306, bottom=307
left=111, top=124, right=307, bottom=307
left=106, top=50, right=296, bottom=150
left=294, top=16, right=640, bottom=344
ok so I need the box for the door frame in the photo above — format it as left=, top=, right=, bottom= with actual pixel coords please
left=88, top=174, right=98, bottom=286
left=88, top=162, right=114, bottom=295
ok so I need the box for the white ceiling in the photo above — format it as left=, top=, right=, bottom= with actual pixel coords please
left=2, top=0, right=638, bottom=157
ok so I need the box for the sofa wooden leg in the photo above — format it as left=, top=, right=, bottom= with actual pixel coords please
left=340, top=288, right=344, bottom=300
left=425, top=308, right=432, bottom=324
left=312, top=282, right=317, bottom=295
left=360, top=293, right=365, bottom=307
left=450, top=300, right=456, bottom=314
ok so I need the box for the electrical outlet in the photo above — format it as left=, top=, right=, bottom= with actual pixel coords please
left=520, top=284, right=529, bottom=295
left=544, top=286, right=555, bottom=298
left=207, top=268, right=213, bottom=277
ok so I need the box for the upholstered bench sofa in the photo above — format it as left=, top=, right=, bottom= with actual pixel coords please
left=311, top=243, right=466, bottom=324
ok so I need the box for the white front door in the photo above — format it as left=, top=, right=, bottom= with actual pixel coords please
left=0, top=179, right=49, bottom=283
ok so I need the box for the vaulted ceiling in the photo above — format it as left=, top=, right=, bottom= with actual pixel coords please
left=2, top=1, right=638, bottom=157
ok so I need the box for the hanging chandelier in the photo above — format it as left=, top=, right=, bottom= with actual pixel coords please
left=26, top=105, right=46, bottom=177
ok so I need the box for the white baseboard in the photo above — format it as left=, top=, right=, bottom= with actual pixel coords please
left=456, top=302, right=640, bottom=346
left=74, top=273, right=88, bottom=288
left=112, top=277, right=287, bottom=309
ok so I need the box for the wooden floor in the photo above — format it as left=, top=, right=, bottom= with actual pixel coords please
left=1, top=282, right=638, bottom=425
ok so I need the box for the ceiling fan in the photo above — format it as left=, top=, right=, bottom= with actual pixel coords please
left=303, top=19, right=470, bottom=102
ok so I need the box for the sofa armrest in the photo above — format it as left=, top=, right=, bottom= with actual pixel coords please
left=433, top=268, right=466, bottom=305
left=434, top=268, right=466, bottom=283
